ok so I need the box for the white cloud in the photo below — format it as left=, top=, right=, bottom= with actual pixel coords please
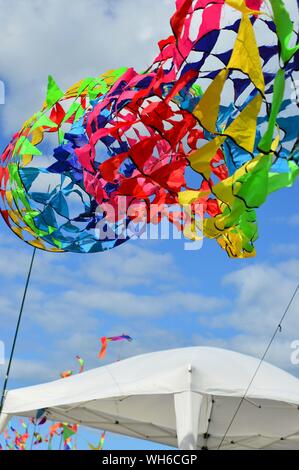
left=0, top=0, right=173, bottom=135
left=1, top=238, right=299, bottom=383
left=197, top=259, right=299, bottom=371
left=0, top=228, right=223, bottom=331
left=270, top=243, right=299, bottom=257
left=270, top=213, right=299, bottom=227
left=62, top=288, right=223, bottom=317
left=289, top=214, right=299, bottom=226
left=0, top=220, right=226, bottom=385
left=80, top=244, right=180, bottom=289
left=0, top=358, right=57, bottom=382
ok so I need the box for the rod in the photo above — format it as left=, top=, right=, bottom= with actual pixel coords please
left=0, top=248, right=37, bottom=413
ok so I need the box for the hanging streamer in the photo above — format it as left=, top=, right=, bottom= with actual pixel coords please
left=99, top=335, right=133, bottom=359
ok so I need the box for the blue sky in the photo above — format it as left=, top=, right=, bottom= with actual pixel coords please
left=0, top=0, right=298, bottom=450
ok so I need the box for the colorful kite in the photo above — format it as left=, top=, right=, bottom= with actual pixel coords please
left=99, top=335, right=133, bottom=359
left=60, top=355, right=85, bottom=378
left=0, top=0, right=298, bottom=257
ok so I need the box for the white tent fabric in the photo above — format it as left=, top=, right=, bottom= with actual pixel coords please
left=2, top=346, right=299, bottom=450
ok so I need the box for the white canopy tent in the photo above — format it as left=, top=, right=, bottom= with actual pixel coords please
left=1, top=346, right=299, bottom=450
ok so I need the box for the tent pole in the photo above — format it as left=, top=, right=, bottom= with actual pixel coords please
left=0, top=413, right=10, bottom=433
left=174, top=390, right=202, bottom=450
left=0, top=248, right=36, bottom=414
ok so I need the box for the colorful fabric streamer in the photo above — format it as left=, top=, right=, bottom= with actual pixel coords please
left=99, top=335, right=133, bottom=359
left=0, top=1, right=298, bottom=258
left=88, top=431, right=106, bottom=451
left=10, top=424, right=30, bottom=450
left=76, top=355, right=85, bottom=373
left=60, top=370, right=73, bottom=379
left=63, top=424, right=78, bottom=442
left=49, top=422, right=62, bottom=439
left=0, top=414, right=79, bottom=451
left=33, top=432, right=43, bottom=446
left=48, top=422, right=78, bottom=450
left=60, top=355, right=85, bottom=378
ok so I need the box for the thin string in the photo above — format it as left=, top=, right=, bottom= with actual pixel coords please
left=218, top=283, right=299, bottom=450
left=0, top=248, right=36, bottom=413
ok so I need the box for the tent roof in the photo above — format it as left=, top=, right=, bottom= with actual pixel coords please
left=4, top=346, right=299, bottom=413
left=2, top=346, right=299, bottom=450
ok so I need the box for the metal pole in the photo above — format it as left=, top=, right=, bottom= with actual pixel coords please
left=0, top=248, right=36, bottom=413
